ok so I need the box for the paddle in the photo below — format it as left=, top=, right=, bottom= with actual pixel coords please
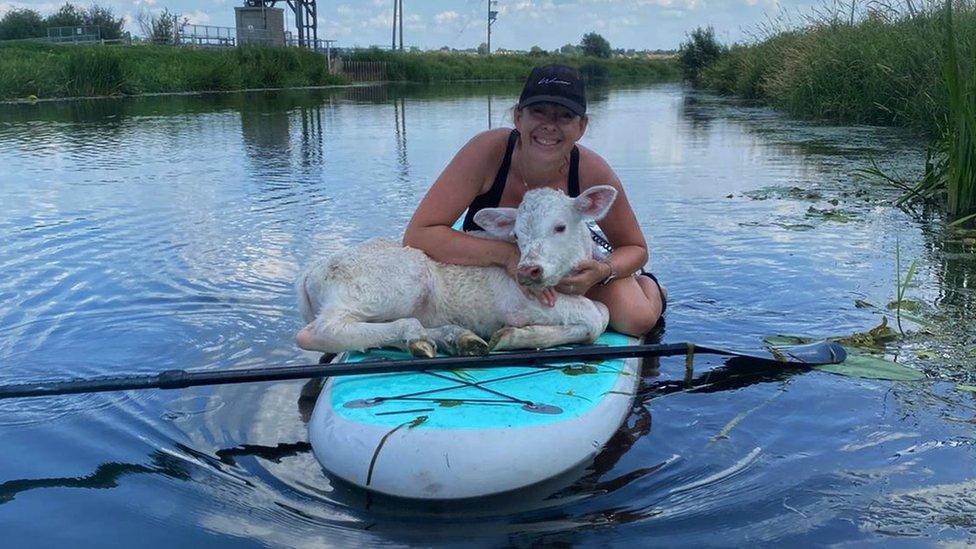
left=0, top=341, right=845, bottom=400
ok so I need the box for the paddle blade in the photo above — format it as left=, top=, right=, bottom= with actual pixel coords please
left=705, top=341, right=847, bottom=368
left=773, top=341, right=847, bottom=365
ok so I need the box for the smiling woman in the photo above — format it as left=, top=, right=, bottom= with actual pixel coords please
left=403, top=64, right=666, bottom=337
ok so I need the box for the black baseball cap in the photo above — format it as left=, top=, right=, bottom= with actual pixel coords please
left=518, top=64, right=586, bottom=116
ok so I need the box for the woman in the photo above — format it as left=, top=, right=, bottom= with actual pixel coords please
left=403, top=64, right=665, bottom=337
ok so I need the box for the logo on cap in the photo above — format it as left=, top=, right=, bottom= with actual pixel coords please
left=538, top=77, right=571, bottom=86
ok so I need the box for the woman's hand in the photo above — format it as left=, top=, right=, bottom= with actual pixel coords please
left=555, top=259, right=611, bottom=296
left=505, top=245, right=558, bottom=307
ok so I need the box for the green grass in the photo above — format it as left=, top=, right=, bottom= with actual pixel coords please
left=699, top=14, right=963, bottom=131
left=0, top=42, right=347, bottom=100
left=941, top=0, right=976, bottom=219
left=697, top=2, right=976, bottom=219
left=346, top=49, right=680, bottom=84
left=0, top=43, right=680, bottom=101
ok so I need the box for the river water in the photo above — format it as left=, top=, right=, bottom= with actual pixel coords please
left=1, top=83, right=974, bottom=547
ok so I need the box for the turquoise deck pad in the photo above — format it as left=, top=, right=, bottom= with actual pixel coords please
left=330, top=331, right=635, bottom=429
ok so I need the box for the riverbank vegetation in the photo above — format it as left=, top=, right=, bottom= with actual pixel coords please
left=0, top=4, right=125, bottom=40
left=680, top=0, right=976, bottom=220
left=0, top=41, right=679, bottom=101
left=1, top=3, right=678, bottom=101
left=0, top=41, right=345, bottom=98
left=345, top=49, right=680, bottom=84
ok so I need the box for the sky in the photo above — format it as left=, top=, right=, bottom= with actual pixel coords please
left=2, top=0, right=831, bottom=51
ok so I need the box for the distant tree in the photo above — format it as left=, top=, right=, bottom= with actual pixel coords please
left=559, top=43, right=579, bottom=56
left=86, top=5, right=126, bottom=40
left=138, top=7, right=184, bottom=44
left=580, top=32, right=610, bottom=58
left=0, top=8, right=45, bottom=40
left=477, top=42, right=488, bottom=55
left=529, top=45, right=546, bottom=57
left=678, top=26, right=726, bottom=84
left=45, top=3, right=86, bottom=29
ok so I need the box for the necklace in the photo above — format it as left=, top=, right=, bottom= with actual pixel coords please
left=516, top=153, right=565, bottom=192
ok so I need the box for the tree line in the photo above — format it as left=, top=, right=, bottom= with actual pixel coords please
left=472, top=32, right=638, bottom=58
left=0, top=3, right=125, bottom=41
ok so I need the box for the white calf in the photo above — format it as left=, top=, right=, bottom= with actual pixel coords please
left=295, top=185, right=617, bottom=357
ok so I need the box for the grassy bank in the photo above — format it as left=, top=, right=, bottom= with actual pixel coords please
left=0, top=42, right=347, bottom=100
left=348, top=49, right=681, bottom=83
left=0, top=43, right=680, bottom=101
left=694, top=4, right=975, bottom=133
left=688, top=2, right=976, bottom=219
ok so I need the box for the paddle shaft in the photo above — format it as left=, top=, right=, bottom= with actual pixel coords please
left=0, top=341, right=844, bottom=399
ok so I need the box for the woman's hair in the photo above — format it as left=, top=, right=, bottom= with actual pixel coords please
left=506, top=103, right=589, bottom=125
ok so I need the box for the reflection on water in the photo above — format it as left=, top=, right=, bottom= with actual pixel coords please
left=1, top=83, right=975, bottom=546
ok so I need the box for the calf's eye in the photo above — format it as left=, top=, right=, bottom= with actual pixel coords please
left=554, top=224, right=566, bottom=233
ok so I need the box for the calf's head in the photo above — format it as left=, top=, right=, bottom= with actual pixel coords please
left=473, top=185, right=618, bottom=289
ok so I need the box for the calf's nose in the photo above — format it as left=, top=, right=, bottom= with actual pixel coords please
left=517, top=264, right=543, bottom=285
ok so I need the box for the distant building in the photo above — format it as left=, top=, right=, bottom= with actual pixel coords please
left=235, top=5, right=285, bottom=46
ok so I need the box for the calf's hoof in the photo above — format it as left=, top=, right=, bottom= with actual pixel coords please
left=457, top=332, right=489, bottom=356
left=488, top=327, right=516, bottom=351
left=408, top=338, right=437, bottom=358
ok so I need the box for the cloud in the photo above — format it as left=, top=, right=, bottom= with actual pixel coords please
left=184, top=10, right=210, bottom=25
left=0, top=1, right=61, bottom=15
left=434, top=10, right=459, bottom=25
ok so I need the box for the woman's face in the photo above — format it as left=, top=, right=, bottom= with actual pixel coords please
left=514, top=102, right=588, bottom=163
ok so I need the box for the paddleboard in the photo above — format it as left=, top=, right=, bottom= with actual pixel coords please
left=308, top=330, right=641, bottom=499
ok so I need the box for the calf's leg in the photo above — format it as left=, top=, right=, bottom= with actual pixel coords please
left=296, top=315, right=437, bottom=357
left=426, top=325, right=489, bottom=356
left=488, top=324, right=596, bottom=351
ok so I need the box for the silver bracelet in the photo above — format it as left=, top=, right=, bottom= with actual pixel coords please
left=599, top=258, right=617, bottom=286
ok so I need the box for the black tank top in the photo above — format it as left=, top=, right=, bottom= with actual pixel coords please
left=462, top=129, right=580, bottom=231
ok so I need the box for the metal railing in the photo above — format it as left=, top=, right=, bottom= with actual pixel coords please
left=178, top=24, right=239, bottom=47
left=338, top=60, right=388, bottom=82
left=47, top=25, right=101, bottom=44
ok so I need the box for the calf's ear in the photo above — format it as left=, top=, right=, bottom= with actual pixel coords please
left=473, top=207, right=518, bottom=238
left=574, top=185, right=618, bottom=221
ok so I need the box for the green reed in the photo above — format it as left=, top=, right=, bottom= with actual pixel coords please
left=700, top=12, right=961, bottom=130
left=697, top=1, right=976, bottom=220
left=346, top=49, right=680, bottom=84
left=894, top=236, right=918, bottom=335
left=858, top=1, right=976, bottom=219
left=940, top=0, right=976, bottom=219
left=0, top=42, right=346, bottom=100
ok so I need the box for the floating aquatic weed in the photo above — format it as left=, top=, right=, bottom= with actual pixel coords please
left=887, top=299, right=921, bottom=313
left=805, top=205, right=851, bottom=223
left=816, top=349, right=924, bottom=381
left=773, top=222, right=816, bottom=231
left=744, top=185, right=826, bottom=202
left=848, top=299, right=935, bottom=331
left=763, top=329, right=924, bottom=381
left=834, top=317, right=899, bottom=348
left=560, top=364, right=598, bottom=376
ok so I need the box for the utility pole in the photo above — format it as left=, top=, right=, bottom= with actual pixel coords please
left=486, top=0, right=498, bottom=54
left=392, top=0, right=397, bottom=50
left=392, top=0, right=403, bottom=51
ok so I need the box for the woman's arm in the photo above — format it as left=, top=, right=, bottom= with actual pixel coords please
left=403, top=129, right=519, bottom=271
